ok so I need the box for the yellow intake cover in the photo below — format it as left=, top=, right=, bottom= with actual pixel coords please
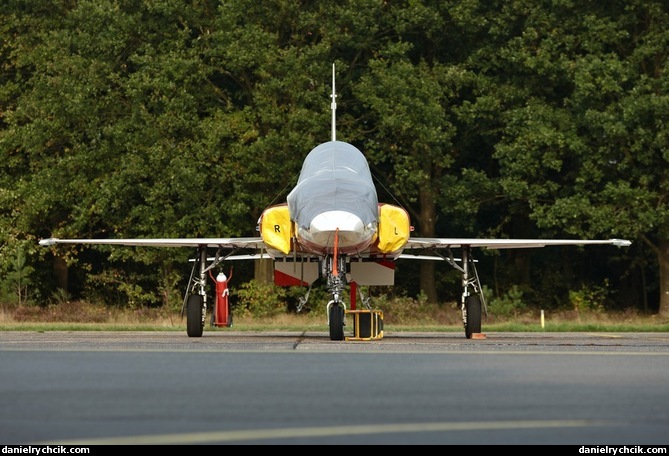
left=260, top=204, right=292, bottom=254
left=377, top=204, right=410, bottom=253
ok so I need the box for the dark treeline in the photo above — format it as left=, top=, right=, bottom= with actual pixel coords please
left=1, top=0, right=667, bottom=316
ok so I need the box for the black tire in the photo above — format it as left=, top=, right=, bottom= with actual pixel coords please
left=186, top=294, right=204, bottom=338
left=464, top=295, right=482, bottom=339
left=329, top=305, right=345, bottom=341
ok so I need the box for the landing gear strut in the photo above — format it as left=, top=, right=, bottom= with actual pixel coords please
left=325, top=253, right=347, bottom=341
left=182, top=246, right=211, bottom=338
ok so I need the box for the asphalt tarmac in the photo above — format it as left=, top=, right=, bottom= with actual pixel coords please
left=1, top=330, right=668, bottom=445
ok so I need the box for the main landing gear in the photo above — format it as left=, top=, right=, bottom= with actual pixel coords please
left=182, top=246, right=221, bottom=338
left=459, top=245, right=487, bottom=339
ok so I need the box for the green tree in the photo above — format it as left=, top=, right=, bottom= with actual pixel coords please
left=2, top=0, right=225, bottom=305
left=481, top=0, right=667, bottom=313
left=0, top=0, right=660, bottom=317
left=352, top=1, right=494, bottom=303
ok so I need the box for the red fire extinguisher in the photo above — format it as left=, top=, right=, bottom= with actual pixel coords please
left=214, top=267, right=233, bottom=327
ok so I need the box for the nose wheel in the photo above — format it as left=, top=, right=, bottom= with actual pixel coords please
left=328, top=303, right=345, bottom=341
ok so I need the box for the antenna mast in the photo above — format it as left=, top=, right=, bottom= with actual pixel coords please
left=331, top=63, right=336, bottom=141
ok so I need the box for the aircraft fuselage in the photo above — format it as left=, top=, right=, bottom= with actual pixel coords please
left=286, top=140, right=379, bottom=255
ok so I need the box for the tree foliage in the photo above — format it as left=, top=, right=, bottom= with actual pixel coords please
left=1, top=0, right=666, bottom=315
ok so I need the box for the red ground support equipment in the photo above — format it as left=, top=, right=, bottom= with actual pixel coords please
left=214, top=271, right=232, bottom=327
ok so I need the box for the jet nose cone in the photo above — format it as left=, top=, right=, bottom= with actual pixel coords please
left=301, top=210, right=376, bottom=252
left=310, top=210, right=364, bottom=233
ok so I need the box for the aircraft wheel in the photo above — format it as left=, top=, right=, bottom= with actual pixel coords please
left=186, top=294, right=204, bottom=337
left=464, top=295, right=482, bottom=339
left=328, top=305, right=345, bottom=341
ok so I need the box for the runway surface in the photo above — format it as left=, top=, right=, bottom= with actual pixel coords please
left=1, top=330, right=668, bottom=445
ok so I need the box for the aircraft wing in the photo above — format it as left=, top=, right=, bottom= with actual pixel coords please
left=39, top=236, right=632, bottom=250
left=403, top=237, right=632, bottom=250
left=38, top=237, right=265, bottom=249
